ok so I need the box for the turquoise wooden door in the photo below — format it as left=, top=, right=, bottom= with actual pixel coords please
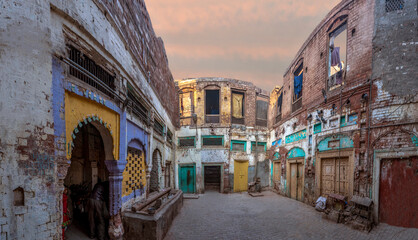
left=179, top=166, right=195, bottom=193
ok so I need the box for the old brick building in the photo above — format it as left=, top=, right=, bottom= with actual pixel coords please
left=0, top=0, right=178, bottom=239
left=175, top=78, right=270, bottom=194
left=268, top=0, right=417, bottom=228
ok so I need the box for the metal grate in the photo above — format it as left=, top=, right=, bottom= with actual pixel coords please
left=179, top=138, right=195, bottom=147
left=68, top=46, right=115, bottom=98
left=385, top=0, right=404, bottom=12
left=205, top=115, right=220, bottom=124
left=202, top=137, right=223, bottom=146
left=153, top=120, right=165, bottom=136
left=231, top=142, right=245, bottom=151
left=252, top=143, right=266, bottom=153
left=127, top=87, right=148, bottom=123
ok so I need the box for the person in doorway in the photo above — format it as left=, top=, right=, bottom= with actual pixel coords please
left=87, top=182, right=110, bottom=240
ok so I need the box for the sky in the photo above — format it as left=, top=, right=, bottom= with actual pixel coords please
left=146, top=0, right=341, bottom=91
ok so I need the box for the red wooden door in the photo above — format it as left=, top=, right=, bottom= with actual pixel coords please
left=379, top=157, right=418, bottom=228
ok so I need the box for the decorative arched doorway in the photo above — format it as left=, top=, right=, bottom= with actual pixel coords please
left=150, top=149, right=162, bottom=192
left=64, top=121, right=113, bottom=238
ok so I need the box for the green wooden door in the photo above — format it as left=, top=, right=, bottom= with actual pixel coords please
left=180, top=166, right=195, bottom=193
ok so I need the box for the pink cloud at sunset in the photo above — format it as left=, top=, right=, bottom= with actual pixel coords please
left=146, top=0, right=341, bottom=91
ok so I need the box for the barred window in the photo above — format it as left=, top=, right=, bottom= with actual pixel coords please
left=202, top=136, right=223, bottom=146
left=251, top=142, right=266, bottom=153
left=68, top=46, right=115, bottom=97
left=179, top=137, right=195, bottom=147
left=385, top=0, right=404, bottom=12
left=154, top=120, right=164, bottom=136
left=127, top=83, right=148, bottom=123
left=231, top=140, right=246, bottom=152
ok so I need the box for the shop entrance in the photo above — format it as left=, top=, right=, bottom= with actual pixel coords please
left=204, top=166, right=221, bottom=192
left=64, top=123, right=110, bottom=239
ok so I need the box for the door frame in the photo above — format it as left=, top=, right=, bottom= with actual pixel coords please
left=286, top=158, right=304, bottom=200
left=315, top=148, right=354, bottom=200
left=178, top=163, right=196, bottom=193
left=372, top=147, right=418, bottom=224
left=202, top=163, right=224, bottom=193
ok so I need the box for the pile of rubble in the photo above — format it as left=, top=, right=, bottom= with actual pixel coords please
left=316, top=194, right=373, bottom=232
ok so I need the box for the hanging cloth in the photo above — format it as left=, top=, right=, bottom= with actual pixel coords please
left=232, top=93, right=244, bottom=118
left=294, top=73, right=303, bottom=99
left=331, top=47, right=341, bottom=67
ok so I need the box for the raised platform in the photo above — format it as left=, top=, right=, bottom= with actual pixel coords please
left=123, top=189, right=183, bottom=240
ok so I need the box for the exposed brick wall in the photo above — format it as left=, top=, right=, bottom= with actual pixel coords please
left=279, top=0, right=374, bottom=123
left=97, top=0, right=179, bottom=127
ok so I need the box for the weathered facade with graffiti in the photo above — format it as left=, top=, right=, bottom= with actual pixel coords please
left=175, top=78, right=270, bottom=194
left=268, top=0, right=417, bottom=228
left=0, top=0, right=178, bottom=239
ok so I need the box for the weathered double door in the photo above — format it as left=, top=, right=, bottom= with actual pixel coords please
left=321, top=157, right=349, bottom=196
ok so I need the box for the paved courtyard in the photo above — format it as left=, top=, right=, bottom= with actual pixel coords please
left=165, top=191, right=417, bottom=240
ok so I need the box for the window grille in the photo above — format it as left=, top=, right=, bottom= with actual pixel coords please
left=251, top=142, right=266, bottom=152
left=179, top=137, right=195, bottom=147
left=385, top=0, right=404, bottom=12
left=127, top=85, right=148, bottom=123
left=202, top=136, right=223, bottom=146
left=231, top=141, right=246, bottom=151
left=68, top=46, right=115, bottom=98
left=153, top=120, right=164, bottom=136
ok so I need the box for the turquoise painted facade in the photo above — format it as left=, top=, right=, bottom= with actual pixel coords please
left=285, top=129, right=306, bottom=144
left=317, top=134, right=354, bottom=152
left=287, top=147, right=305, bottom=159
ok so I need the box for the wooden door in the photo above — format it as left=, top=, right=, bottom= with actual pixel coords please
left=179, top=166, right=195, bottom=193
left=321, top=157, right=349, bottom=196
left=336, top=158, right=349, bottom=196
left=297, top=163, right=303, bottom=201
left=290, top=163, right=298, bottom=199
left=234, top=161, right=248, bottom=192
left=379, top=157, right=418, bottom=228
left=273, top=161, right=281, bottom=182
left=321, top=158, right=335, bottom=196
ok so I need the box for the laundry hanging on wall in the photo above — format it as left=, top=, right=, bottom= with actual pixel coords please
left=232, top=93, right=244, bottom=118
left=294, top=73, right=303, bottom=99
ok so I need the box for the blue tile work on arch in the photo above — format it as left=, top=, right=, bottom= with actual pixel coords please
left=317, top=134, right=354, bottom=152
left=287, top=147, right=305, bottom=159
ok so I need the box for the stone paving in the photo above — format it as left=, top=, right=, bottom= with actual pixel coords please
left=165, top=191, right=417, bottom=240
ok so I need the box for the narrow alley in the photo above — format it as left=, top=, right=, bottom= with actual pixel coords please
left=165, top=192, right=417, bottom=240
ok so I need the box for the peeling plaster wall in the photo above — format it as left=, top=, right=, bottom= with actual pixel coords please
left=0, top=0, right=176, bottom=238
